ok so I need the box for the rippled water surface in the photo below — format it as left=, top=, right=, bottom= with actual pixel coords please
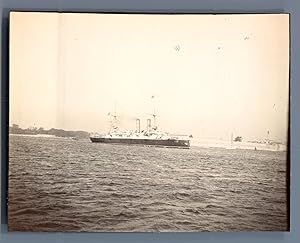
left=8, top=135, right=288, bottom=232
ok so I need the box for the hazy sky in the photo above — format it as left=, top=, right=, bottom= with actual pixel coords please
left=10, top=12, right=289, bottom=142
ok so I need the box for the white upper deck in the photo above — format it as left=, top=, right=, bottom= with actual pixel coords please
left=90, top=130, right=190, bottom=141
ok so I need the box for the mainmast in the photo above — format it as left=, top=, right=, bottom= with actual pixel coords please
left=113, top=101, right=117, bottom=127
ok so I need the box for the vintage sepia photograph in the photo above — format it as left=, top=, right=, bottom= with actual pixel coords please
left=8, top=12, right=289, bottom=232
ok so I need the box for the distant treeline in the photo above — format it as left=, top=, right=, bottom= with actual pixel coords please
left=9, top=124, right=90, bottom=139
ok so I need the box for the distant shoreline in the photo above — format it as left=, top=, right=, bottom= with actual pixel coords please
left=9, top=125, right=90, bottom=139
left=9, top=132, right=287, bottom=152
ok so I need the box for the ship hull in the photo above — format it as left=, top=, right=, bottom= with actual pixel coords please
left=90, top=137, right=190, bottom=149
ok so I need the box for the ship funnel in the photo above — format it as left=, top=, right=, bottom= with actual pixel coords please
left=147, top=119, right=152, bottom=131
left=136, top=118, right=140, bottom=133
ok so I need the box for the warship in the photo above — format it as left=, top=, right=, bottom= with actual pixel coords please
left=90, top=97, right=191, bottom=149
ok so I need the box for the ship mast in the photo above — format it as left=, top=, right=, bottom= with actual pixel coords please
left=113, top=101, right=117, bottom=127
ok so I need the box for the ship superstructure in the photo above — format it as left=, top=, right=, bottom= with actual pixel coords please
left=90, top=97, right=191, bottom=148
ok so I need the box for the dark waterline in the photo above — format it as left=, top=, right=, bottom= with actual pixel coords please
left=8, top=135, right=288, bottom=232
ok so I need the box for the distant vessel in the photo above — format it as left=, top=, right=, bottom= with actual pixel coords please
left=90, top=97, right=191, bottom=149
